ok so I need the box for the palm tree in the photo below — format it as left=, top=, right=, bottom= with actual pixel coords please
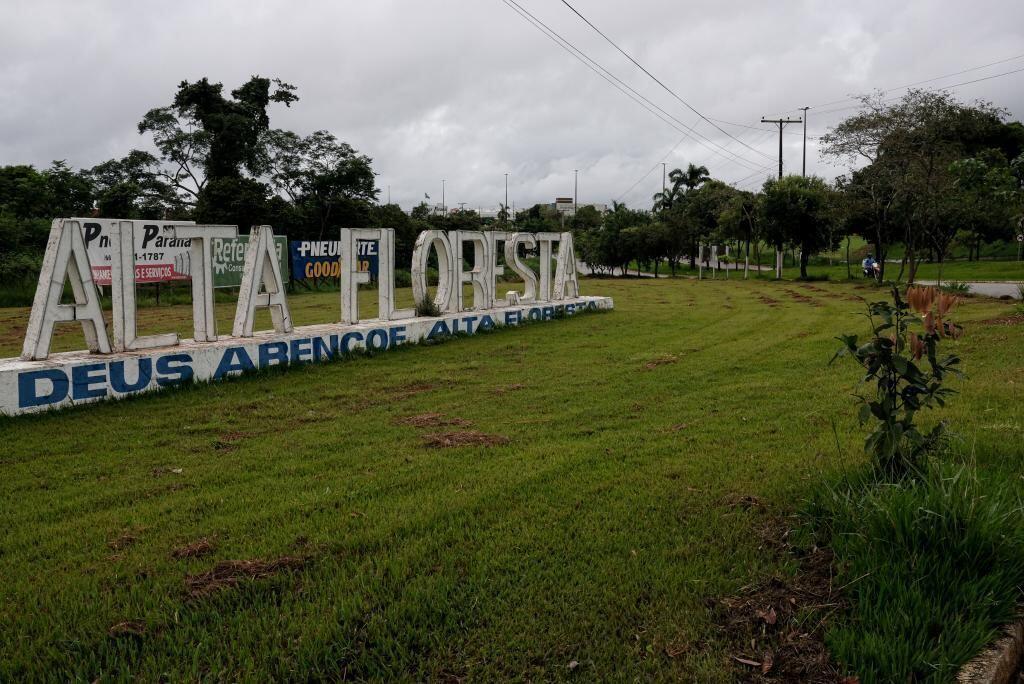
left=652, top=185, right=680, bottom=212
left=668, top=163, right=711, bottom=193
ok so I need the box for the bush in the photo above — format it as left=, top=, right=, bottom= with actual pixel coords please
left=393, top=268, right=412, bottom=288
left=832, top=286, right=964, bottom=476
left=805, top=464, right=1024, bottom=682
left=415, top=296, right=442, bottom=317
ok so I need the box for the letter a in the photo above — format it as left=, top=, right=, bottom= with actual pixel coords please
left=22, top=219, right=111, bottom=360
left=232, top=225, right=293, bottom=337
left=553, top=231, right=580, bottom=300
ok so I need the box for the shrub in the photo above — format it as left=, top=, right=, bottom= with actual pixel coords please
left=393, top=268, right=412, bottom=288
left=832, top=286, right=964, bottom=476
left=415, top=296, right=442, bottom=317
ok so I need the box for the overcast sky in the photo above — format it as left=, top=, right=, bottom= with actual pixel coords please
left=2, top=0, right=1023, bottom=211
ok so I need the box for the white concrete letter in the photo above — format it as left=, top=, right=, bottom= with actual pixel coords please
left=232, top=225, right=292, bottom=337
left=109, top=221, right=179, bottom=351
left=21, top=219, right=110, bottom=360
left=504, top=233, right=538, bottom=303
left=411, top=230, right=457, bottom=314
left=175, top=224, right=238, bottom=342
left=487, top=231, right=510, bottom=307
left=536, top=232, right=561, bottom=302
left=340, top=228, right=373, bottom=323
left=553, top=231, right=580, bottom=300
left=342, top=228, right=412, bottom=322
left=452, top=230, right=490, bottom=311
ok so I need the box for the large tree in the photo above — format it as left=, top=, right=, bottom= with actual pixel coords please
left=138, top=75, right=298, bottom=227
left=821, top=90, right=1021, bottom=281
left=265, top=129, right=378, bottom=241
left=760, top=175, right=837, bottom=279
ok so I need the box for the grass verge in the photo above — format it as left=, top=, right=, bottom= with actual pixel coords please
left=802, top=463, right=1024, bottom=682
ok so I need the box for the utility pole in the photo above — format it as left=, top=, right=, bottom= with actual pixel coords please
left=760, top=116, right=802, bottom=178
left=574, top=169, right=578, bottom=215
left=661, top=162, right=666, bottom=195
left=799, top=107, right=810, bottom=177
left=761, top=116, right=801, bottom=280
left=442, top=179, right=446, bottom=216
left=387, top=185, right=391, bottom=205
left=504, top=172, right=509, bottom=212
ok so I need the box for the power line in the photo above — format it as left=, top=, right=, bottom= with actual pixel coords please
left=768, top=53, right=1024, bottom=118
left=707, top=117, right=774, bottom=133
left=616, top=132, right=690, bottom=202
left=812, top=65, right=1024, bottom=115
left=558, top=0, right=776, bottom=162
left=501, top=0, right=771, bottom=174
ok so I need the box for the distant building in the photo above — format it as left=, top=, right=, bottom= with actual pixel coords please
left=548, top=198, right=608, bottom=216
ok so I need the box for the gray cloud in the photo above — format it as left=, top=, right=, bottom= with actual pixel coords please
left=2, top=0, right=1022, bottom=211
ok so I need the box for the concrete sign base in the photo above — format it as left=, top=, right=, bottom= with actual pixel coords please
left=0, top=296, right=613, bottom=416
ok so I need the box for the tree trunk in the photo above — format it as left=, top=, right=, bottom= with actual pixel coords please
left=845, top=236, right=851, bottom=280
left=800, top=247, right=809, bottom=279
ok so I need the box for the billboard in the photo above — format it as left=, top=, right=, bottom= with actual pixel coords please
left=212, top=235, right=289, bottom=288
left=289, top=239, right=378, bottom=280
left=80, top=219, right=194, bottom=285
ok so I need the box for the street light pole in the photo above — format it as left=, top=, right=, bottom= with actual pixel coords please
left=799, top=106, right=810, bottom=177
left=574, top=169, right=578, bottom=215
left=504, top=172, right=509, bottom=223
left=442, top=179, right=446, bottom=215
left=662, top=162, right=666, bottom=195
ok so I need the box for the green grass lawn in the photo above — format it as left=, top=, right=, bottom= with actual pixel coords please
left=1, top=278, right=1022, bottom=680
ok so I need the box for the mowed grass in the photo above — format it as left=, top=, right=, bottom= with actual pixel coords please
left=1, top=278, right=1022, bottom=680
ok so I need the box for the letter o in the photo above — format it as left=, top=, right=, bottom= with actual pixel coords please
left=411, top=230, right=455, bottom=313
left=367, top=328, right=389, bottom=351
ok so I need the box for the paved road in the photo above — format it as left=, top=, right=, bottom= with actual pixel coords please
left=916, top=280, right=1023, bottom=299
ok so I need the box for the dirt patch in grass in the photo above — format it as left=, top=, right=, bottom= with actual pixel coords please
left=799, top=284, right=829, bottom=294
left=356, top=381, right=445, bottom=410
left=759, top=296, right=781, bottom=307
left=494, top=383, right=526, bottom=395
left=213, top=430, right=251, bottom=452
left=721, top=493, right=764, bottom=510
left=710, top=518, right=845, bottom=682
left=389, top=381, right=438, bottom=398
left=108, top=529, right=141, bottom=551
left=185, top=556, right=306, bottom=599
left=782, top=290, right=822, bottom=307
left=108, top=620, right=146, bottom=638
left=172, top=538, right=216, bottom=559
left=422, top=431, right=511, bottom=448
left=396, top=412, right=473, bottom=428
left=644, top=354, right=678, bottom=370
left=979, top=313, right=1024, bottom=326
